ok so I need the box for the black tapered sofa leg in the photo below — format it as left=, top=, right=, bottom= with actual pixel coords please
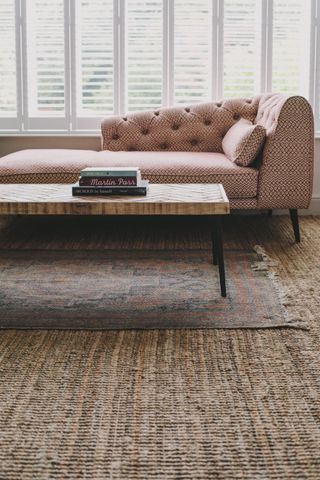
left=267, top=209, right=273, bottom=218
left=289, top=209, right=300, bottom=243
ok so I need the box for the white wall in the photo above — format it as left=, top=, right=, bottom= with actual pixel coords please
left=0, top=135, right=319, bottom=214
left=312, top=139, right=320, bottom=213
left=0, top=136, right=102, bottom=156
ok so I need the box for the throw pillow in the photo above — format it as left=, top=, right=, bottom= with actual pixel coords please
left=222, top=118, right=266, bottom=167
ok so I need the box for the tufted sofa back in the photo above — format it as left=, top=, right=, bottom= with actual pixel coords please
left=101, top=97, right=264, bottom=153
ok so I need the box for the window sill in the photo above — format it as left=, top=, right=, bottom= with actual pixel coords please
left=0, top=132, right=101, bottom=137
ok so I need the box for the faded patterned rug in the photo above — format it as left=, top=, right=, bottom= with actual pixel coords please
left=0, top=215, right=295, bottom=328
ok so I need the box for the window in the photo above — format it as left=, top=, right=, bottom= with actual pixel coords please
left=127, top=0, right=163, bottom=111
left=25, top=0, right=66, bottom=129
left=223, top=0, right=262, bottom=98
left=174, top=0, right=211, bottom=104
left=75, top=0, right=114, bottom=129
left=0, top=0, right=319, bottom=133
left=272, top=0, right=311, bottom=96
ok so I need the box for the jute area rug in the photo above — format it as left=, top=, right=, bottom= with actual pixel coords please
left=0, top=215, right=319, bottom=479
left=0, top=215, right=299, bottom=329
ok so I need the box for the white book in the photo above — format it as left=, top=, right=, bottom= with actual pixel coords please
left=80, top=166, right=140, bottom=177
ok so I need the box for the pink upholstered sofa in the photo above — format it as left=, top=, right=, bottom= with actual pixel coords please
left=0, top=93, right=314, bottom=240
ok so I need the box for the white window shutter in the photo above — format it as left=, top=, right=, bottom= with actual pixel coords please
left=0, top=0, right=18, bottom=130
left=223, top=0, right=262, bottom=99
left=74, top=0, right=114, bottom=129
left=174, top=0, right=211, bottom=104
left=25, top=0, right=67, bottom=130
left=127, top=0, right=163, bottom=112
left=272, top=0, right=311, bottom=96
left=0, top=0, right=318, bottom=133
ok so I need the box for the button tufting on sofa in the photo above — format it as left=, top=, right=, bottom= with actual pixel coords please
left=185, top=108, right=190, bottom=113
left=172, top=124, right=180, bottom=130
left=154, top=111, right=160, bottom=116
left=233, top=114, right=240, bottom=120
left=122, top=117, right=127, bottom=121
left=190, top=139, right=199, bottom=146
left=128, top=146, right=136, bottom=151
left=112, top=134, right=120, bottom=140
left=160, top=143, right=168, bottom=150
left=141, top=129, right=149, bottom=135
left=204, top=120, right=212, bottom=126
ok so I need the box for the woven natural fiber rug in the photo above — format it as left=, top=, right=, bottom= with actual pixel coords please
left=0, top=215, right=319, bottom=479
left=0, top=216, right=296, bottom=329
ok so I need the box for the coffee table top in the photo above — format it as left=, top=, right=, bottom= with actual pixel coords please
left=0, top=183, right=229, bottom=216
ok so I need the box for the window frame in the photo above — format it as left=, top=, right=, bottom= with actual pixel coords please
left=0, top=0, right=319, bottom=135
left=310, top=0, right=320, bottom=133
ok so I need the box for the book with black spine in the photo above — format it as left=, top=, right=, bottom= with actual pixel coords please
left=72, top=180, right=149, bottom=197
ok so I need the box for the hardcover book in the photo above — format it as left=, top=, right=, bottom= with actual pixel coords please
left=79, top=176, right=138, bottom=187
left=80, top=167, right=140, bottom=177
left=72, top=180, right=149, bottom=197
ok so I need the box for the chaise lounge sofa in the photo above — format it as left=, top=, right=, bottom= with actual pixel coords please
left=0, top=93, right=314, bottom=241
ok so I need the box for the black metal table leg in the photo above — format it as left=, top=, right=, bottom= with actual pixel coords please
left=212, top=216, right=226, bottom=297
left=211, top=230, right=218, bottom=265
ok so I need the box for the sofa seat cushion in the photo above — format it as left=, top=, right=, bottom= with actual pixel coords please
left=0, top=149, right=99, bottom=184
left=0, top=149, right=258, bottom=199
left=95, top=151, right=258, bottom=198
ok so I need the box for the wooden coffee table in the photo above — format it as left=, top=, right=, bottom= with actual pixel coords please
left=0, top=183, right=230, bottom=296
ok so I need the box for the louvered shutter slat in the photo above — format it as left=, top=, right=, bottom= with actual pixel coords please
left=224, top=0, right=261, bottom=98
left=127, top=0, right=162, bottom=112
left=26, top=0, right=65, bottom=117
left=77, top=0, right=114, bottom=115
left=174, top=0, right=211, bottom=104
left=272, top=0, right=311, bottom=96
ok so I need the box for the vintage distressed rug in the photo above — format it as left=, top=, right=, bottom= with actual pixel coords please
left=0, top=216, right=297, bottom=329
left=0, top=215, right=319, bottom=479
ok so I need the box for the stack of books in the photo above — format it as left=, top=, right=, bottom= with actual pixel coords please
left=72, top=167, right=149, bottom=196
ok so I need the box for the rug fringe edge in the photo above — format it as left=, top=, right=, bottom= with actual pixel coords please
left=252, top=245, right=309, bottom=330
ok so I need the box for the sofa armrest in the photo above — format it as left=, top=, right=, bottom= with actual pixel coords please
left=256, top=94, right=314, bottom=209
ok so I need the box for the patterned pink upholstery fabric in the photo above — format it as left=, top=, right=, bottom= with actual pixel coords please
left=255, top=94, right=314, bottom=209
left=0, top=149, right=258, bottom=199
left=95, top=151, right=258, bottom=198
left=101, top=98, right=260, bottom=153
left=222, top=118, right=266, bottom=166
left=101, top=94, right=314, bottom=209
left=230, top=198, right=258, bottom=210
left=0, top=150, right=99, bottom=184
